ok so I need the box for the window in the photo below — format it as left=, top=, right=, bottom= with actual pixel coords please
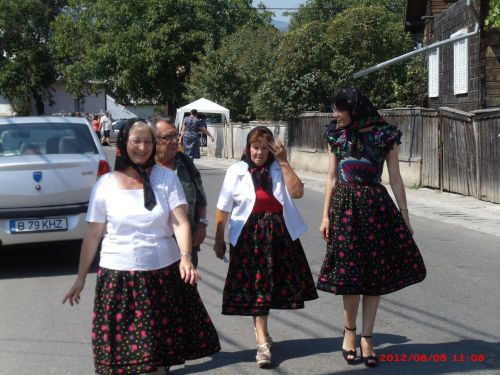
left=451, top=29, right=468, bottom=95
left=428, top=48, right=439, bottom=97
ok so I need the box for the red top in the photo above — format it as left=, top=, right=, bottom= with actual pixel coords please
left=92, top=119, right=100, bottom=131
left=252, top=187, right=283, bottom=214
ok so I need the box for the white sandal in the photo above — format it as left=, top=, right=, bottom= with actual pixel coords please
left=256, top=343, right=272, bottom=367
left=254, top=328, right=274, bottom=347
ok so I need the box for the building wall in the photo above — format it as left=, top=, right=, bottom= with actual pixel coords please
left=0, top=95, right=14, bottom=117
left=485, top=31, right=500, bottom=107
left=427, top=0, right=484, bottom=111
left=30, top=81, right=106, bottom=116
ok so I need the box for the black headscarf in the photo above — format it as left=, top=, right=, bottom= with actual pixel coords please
left=115, top=118, right=157, bottom=211
left=241, top=126, right=275, bottom=195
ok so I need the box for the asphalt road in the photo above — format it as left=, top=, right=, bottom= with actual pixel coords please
left=0, top=162, right=499, bottom=375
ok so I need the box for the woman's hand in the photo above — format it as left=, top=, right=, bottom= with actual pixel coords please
left=179, top=256, right=199, bottom=285
left=320, top=217, right=330, bottom=241
left=62, top=278, right=85, bottom=306
left=401, top=210, right=414, bottom=235
left=268, top=139, right=287, bottom=164
left=213, top=239, right=227, bottom=260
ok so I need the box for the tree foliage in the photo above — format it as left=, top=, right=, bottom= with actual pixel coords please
left=185, top=24, right=280, bottom=121
left=50, top=0, right=269, bottom=106
left=287, top=0, right=405, bottom=32
left=485, top=0, right=500, bottom=29
left=0, top=0, right=67, bottom=114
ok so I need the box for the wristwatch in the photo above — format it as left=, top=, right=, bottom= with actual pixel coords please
left=198, top=218, right=209, bottom=226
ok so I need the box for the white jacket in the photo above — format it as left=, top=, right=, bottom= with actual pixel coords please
left=217, top=160, right=308, bottom=246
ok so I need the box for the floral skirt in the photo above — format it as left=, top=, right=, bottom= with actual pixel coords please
left=92, top=262, right=220, bottom=374
left=317, top=183, right=426, bottom=295
left=222, top=212, right=318, bottom=316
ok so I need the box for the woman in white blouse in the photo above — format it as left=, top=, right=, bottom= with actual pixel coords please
left=213, top=126, right=318, bottom=368
left=63, top=119, right=220, bottom=375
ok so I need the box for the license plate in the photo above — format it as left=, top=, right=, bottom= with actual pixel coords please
left=9, top=218, right=68, bottom=234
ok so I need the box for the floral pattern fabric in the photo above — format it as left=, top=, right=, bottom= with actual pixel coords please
left=222, top=212, right=318, bottom=316
left=92, top=263, right=220, bottom=374
left=324, top=122, right=402, bottom=184
left=182, top=116, right=201, bottom=159
left=317, top=183, right=426, bottom=295
left=317, top=125, right=426, bottom=295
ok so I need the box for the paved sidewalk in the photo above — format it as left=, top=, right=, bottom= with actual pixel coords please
left=195, top=157, right=500, bottom=239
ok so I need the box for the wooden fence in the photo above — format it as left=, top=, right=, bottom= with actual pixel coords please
left=287, top=107, right=500, bottom=203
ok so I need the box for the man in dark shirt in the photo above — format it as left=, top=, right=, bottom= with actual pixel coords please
left=154, top=117, right=208, bottom=267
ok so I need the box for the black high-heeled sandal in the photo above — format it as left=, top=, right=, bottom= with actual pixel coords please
left=359, top=335, right=378, bottom=368
left=342, top=326, right=357, bottom=364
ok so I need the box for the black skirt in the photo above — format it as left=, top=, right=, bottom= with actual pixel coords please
left=92, top=262, right=220, bottom=374
left=317, top=183, right=426, bottom=295
left=222, top=212, right=318, bottom=316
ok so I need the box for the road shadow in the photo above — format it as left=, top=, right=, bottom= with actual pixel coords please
left=170, top=335, right=499, bottom=374
left=0, top=241, right=99, bottom=279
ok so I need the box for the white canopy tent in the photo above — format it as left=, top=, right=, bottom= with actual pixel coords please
left=174, top=98, right=230, bottom=129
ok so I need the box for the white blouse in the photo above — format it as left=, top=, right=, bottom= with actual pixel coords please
left=217, top=160, right=308, bottom=246
left=87, top=165, right=187, bottom=271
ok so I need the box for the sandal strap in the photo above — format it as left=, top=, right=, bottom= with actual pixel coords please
left=344, top=326, right=357, bottom=331
left=257, top=343, right=270, bottom=354
left=361, top=334, right=373, bottom=338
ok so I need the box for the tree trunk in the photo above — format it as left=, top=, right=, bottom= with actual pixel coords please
left=33, top=93, right=45, bottom=115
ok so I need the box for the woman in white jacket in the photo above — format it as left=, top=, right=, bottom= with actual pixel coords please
left=213, top=126, right=318, bottom=368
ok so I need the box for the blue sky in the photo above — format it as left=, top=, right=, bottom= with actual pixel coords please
left=252, top=0, right=307, bottom=22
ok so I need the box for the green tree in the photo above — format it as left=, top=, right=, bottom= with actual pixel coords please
left=327, top=4, right=425, bottom=109
left=287, top=0, right=404, bottom=31
left=485, top=0, right=500, bottom=29
left=185, top=24, right=279, bottom=121
left=0, top=0, right=66, bottom=115
left=252, top=21, right=335, bottom=119
left=51, top=0, right=269, bottom=109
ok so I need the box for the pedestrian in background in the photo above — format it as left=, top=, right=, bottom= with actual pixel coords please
left=317, top=88, right=426, bottom=367
left=213, top=126, right=318, bottom=368
left=63, top=118, right=220, bottom=374
left=154, top=117, right=209, bottom=268
left=92, top=114, right=100, bottom=139
left=179, top=109, right=214, bottom=159
left=99, top=111, right=112, bottom=146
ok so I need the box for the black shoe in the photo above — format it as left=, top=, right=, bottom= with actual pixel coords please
left=359, top=335, right=378, bottom=367
left=342, top=326, right=357, bottom=364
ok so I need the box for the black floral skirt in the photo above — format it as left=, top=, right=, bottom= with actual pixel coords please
left=92, top=262, right=220, bottom=374
left=222, top=212, right=318, bottom=316
left=317, top=183, right=426, bottom=295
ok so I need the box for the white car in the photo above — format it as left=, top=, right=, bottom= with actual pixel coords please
left=0, top=116, right=110, bottom=247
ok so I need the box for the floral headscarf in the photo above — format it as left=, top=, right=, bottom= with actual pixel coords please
left=326, top=88, right=397, bottom=158
left=241, top=126, right=275, bottom=195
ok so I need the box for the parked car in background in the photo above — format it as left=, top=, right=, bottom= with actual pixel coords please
left=0, top=116, right=110, bottom=247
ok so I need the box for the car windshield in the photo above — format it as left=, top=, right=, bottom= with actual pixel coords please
left=0, top=123, right=98, bottom=157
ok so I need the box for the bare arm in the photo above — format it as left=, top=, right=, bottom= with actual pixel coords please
left=386, top=145, right=414, bottom=234
left=62, top=222, right=106, bottom=306
left=269, top=139, right=304, bottom=198
left=213, top=208, right=229, bottom=259
left=199, top=127, right=214, bottom=141
left=171, top=204, right=198, bottom=285
left=320, top=149, right=338, bottom=241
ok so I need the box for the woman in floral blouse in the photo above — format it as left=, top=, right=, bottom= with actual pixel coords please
left=317, top=88, right=426, bottom=367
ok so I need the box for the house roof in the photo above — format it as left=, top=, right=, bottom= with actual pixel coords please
left=404, top=0, right=427, bottom=33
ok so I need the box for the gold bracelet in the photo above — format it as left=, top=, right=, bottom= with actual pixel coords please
left=180, top=253, right=192, bottom=260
